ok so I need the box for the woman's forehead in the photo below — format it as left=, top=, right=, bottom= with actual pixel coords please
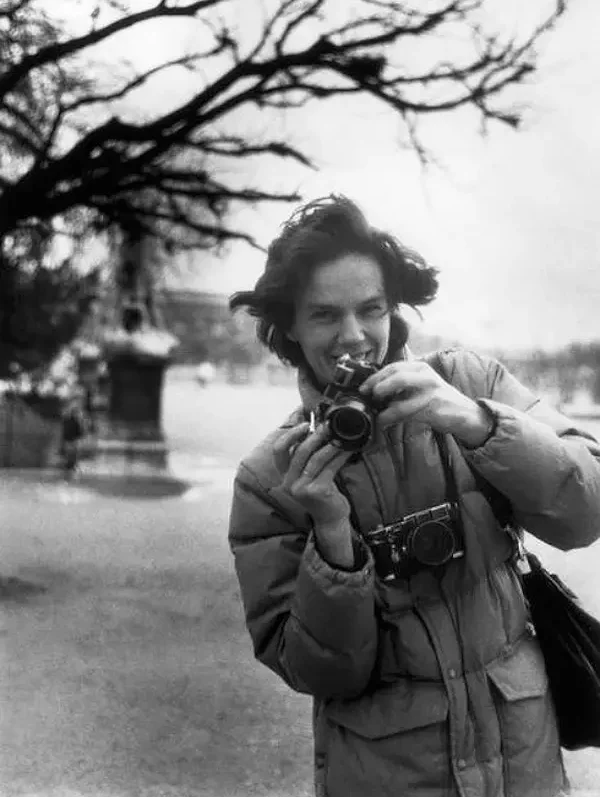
left=300, top=253, right=385, bottom=305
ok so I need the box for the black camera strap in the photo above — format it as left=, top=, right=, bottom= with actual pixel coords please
left=432, top=430, right=460, bottom=508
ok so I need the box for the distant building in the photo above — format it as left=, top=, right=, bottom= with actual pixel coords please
left=157, top=289, right=252, bottom=365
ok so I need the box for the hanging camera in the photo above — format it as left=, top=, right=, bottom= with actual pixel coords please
left=364, top=502, right=464, bottom=581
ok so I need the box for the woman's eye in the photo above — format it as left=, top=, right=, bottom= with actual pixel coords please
left=363, top=304, right=386, bottom=317
left=312, top=310, right=336, bottom=322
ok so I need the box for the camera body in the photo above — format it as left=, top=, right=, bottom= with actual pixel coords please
left=364, top=502, right=464, bottom=581
left=317, top=354, right=381, bottom=451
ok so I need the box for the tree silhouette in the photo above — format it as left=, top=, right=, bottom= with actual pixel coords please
left=1, top=0, right=566, bottom=250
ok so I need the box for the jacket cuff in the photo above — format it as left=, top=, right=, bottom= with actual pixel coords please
left=291, top=534, right=375, bottom=652
left=460, top=399, right=578, bottom=509
left=474, top=398, right=499, bottom=447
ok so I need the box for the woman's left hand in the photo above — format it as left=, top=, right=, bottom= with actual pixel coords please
left=359, top=360, right=495, bottom=448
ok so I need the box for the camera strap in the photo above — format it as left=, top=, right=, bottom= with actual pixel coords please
left=432, top=430, right=460, bottom=508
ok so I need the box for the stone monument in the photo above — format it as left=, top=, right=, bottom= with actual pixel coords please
left=93, top=226, right=178, bottom=473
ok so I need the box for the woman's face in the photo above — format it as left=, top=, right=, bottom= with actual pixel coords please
left=289, top=252, right=391, bottom=386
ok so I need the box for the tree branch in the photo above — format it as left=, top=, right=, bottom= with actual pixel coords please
left=0, top=0, right=225, bottom=100
left=0, top=0, right=568, bottom=246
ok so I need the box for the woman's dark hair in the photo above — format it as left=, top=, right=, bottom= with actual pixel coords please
left=229, top=194, right=439, bottom=368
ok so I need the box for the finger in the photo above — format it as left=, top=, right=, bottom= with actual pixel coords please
left=310, top=447, right=355, bottom=482
left=273, top=422, right=310, bottom=471
left=285, top=423, right=331, bottom=481
left=297, top=441, right=351, bottom=481
left=295, top=444, right=353, bottom=485
left=273, top=422, right=310, bottom=454
left=377, top=393, right=430, bottom=428
left=359, top=362, right=420, bottom=396
left=358, top=363, right=396, bottom=394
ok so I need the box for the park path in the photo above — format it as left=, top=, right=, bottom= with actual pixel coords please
left=0, top=378, right=313, bottom=797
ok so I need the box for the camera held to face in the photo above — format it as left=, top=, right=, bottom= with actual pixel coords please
left=364, top=502, right=464, bottom=581
left=317, top=354, right=381, bottom=451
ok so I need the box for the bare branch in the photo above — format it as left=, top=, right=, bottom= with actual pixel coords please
left=1, top=98, right=48, bottom=142
left=198, top=136, right=315, bottom=167
left=276, top=0, right=327, bottom=56
left=0, top=0, right=225, bottom=100
left=0, top=118, right=41, bottom=158
left=0, top=0, right=568, bottom=249
left=61, top=54, right=207, bottom=116
left=247, top=0, right=300, bottom=60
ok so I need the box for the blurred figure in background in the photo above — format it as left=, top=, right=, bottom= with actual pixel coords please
left=59, top=393, right=87, bottom=481
left=196, top=360, right=216, bottom=388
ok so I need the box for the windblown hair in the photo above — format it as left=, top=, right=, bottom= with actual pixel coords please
left=229, top=195, right=439, bottom=368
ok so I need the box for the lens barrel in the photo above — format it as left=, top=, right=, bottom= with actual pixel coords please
left=410, top=520, right=456, bottom=566
left=326, top=399, right=374, bottom=451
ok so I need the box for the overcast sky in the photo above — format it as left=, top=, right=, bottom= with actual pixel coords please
left=76, top=0, right=600, bottom=353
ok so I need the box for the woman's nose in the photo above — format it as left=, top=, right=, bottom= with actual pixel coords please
left=338, top=313, right=365, bottom=344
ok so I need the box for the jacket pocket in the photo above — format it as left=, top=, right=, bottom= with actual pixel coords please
left=323, top=680, right=451, bottom=795
left=325, top=677, right=448, bottom=739
left=486, top=633, right=561, bottom=789
left=486, top=633, right=548, bottom=701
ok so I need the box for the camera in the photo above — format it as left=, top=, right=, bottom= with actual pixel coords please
left=317, top=354, right=381, bottom=451
left=363, top=502, right=464, bottom=581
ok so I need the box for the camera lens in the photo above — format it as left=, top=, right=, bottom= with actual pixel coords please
left=327, top=401, right=373, bottom=451
left=410, top=520, right=455, bottom=566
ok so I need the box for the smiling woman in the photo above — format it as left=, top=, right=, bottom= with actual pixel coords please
left=227, top=194, right=600, bottom=797
left=287, top=254, right=390, bottom=387
left=229, top=195, right=439, bottom=382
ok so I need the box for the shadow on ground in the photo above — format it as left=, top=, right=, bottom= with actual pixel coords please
left=76, top=473, right=192, bottom=500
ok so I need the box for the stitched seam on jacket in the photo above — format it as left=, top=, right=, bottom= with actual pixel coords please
left=361, top=452, right=390, bottom=525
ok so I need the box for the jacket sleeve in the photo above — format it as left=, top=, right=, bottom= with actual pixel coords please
left=451, top=351, right=600, bottom=551
left=228, top=462, right=379, bottom=700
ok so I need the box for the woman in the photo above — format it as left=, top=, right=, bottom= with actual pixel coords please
left=227, top=195, right=600, bottom=796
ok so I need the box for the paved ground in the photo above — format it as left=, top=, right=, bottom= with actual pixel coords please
left=1, top=377, right=599, bottom=796
left=0, top=378, right=311, bottom=797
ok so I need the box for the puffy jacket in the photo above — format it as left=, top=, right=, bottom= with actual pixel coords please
left=228, top=349, right=600, bottom=797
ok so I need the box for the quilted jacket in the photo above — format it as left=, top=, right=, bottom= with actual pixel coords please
left=228, top=349, right=600, bottom=797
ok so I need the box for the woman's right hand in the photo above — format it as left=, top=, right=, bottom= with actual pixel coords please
left=273, top=421, right=354, bottom=528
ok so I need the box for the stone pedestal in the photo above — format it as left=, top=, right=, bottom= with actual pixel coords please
left=92, top=327, right=178, bottom=475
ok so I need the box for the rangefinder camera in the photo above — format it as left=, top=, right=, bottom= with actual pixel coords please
left=364, top=502, right=464, bottom=581
left=317, top=354, right=381, bottom=451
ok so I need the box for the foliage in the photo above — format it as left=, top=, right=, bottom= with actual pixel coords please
left=0, top=232, right=100, bottom=379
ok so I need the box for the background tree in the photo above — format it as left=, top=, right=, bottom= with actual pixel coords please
left=0, top=0, right=567, bottom=375
left=0, top=228, right=100, bottom=379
